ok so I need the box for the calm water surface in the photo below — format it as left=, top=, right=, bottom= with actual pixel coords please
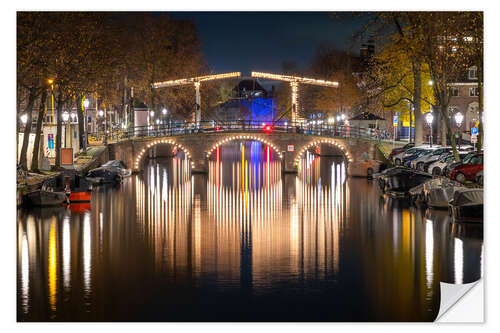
left=17, top=141, right=483, bottom=321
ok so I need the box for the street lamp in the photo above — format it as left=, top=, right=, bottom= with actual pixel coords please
left=83, top=99, right=90, bottom=151
left=20, top=113, right=28, bottom=125
left=98, top=110, right=104, bottom=117
left=162, top=108, right=167, bottom=115
left=425, top=112, right=434, bottom=147
left=341, top=114, right=346, bottom=121
left=328, top=117, right=335, bottom=124
left=454, top=112, right=464, bottom=150
left=70, top=112, right=77, bottom=122
left=62, top=111, right=70, bottom=148
left=62, top=111, right=69, bottom=122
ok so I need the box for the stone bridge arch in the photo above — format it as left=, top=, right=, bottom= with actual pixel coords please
left=109, top=132, right=381, bottom=174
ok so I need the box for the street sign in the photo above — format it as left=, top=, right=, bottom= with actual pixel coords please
left=61, top=148, right=73, bottom=166
left=48, top=134, right=54, bottom=149
left=393, top=115, right=398, bottom=127
left=471, top=127, right=478, bottom=135
left=287, top=144, right=295, bottom=152
left=471, top=134, right=478, bottom=143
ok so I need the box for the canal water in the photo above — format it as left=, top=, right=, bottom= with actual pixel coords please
left=17, top=141, right=483, bottom=322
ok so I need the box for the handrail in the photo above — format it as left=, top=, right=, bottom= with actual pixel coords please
left=98, top=120, right=398, bottom=144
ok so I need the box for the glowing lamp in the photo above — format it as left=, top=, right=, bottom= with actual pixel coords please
left=62, top=112, right=69, bottom=122
left=454, top=112, right=464, bottom=126
left=426, top=112, right=434, bottom=125
left=20, top=113, right=28, bottom=124
left=83, top=99, right=90, bottom=108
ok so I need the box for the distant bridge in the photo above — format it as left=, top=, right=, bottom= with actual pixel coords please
left=108, top=121, right=387, bottom=173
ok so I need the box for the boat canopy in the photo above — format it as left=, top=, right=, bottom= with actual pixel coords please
left=452, top=189, right=483, bottom=206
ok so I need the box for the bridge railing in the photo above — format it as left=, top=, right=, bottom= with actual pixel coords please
left=105, top=120, right=395, bottom=144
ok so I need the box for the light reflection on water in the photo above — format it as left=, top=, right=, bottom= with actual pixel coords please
left=16, top=141, right=483, bottom=321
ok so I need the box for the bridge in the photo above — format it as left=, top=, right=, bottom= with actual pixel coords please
left=107, top=121, right=387, bottom=174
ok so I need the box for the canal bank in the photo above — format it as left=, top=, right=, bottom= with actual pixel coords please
left=16, top=146, right=110, bottom=206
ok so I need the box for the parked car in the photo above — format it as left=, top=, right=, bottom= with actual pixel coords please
left=475, top=170, right=483, bottom=186
left=443, top=151, right=477, bottom=177
left=389, top=143, right=414, bottom=160
left=425, top=150, right=469, bottom=174
left=413, top=147, right=452, bottom=171
left=403, top=148, right=434, bottom=167
left=393, top=145, right=438, bottom=166
left=449, top=153, right=483, bottom=183
left=410, top=147, right=444, bottom=170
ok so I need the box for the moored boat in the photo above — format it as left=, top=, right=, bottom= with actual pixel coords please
left=374, top=167, right=432, bottom=197
left=26, top=189, right=68, bottom=206
left=410, top=178, right=466, bottom=208
left=43, top=171, right=93, bottom=203
left=448, top=188, right=483, bottom=223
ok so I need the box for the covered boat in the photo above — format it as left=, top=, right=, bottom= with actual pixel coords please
left=86, top=160, right=131, bottom=184
left=374, top=167, right=432, bottom=197
left=410, top=178, right=466, bottom=208
left=86, top=167, right=122, bottom=184
left=448, top=188, right=483, bottom=222
left=26, top=189, right=68, bottom=206
left=101, top=160, right=131, bottom=177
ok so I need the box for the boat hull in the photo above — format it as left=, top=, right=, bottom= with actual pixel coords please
left=27, top=190, right=67, bottom=206
left=68, top=191, right=92, bottom=203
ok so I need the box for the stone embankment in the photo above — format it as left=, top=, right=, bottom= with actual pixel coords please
left=17, top=145, right=109, bottom=206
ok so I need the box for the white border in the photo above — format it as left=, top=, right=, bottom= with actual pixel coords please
left=2, top=1, right=498, bottom=332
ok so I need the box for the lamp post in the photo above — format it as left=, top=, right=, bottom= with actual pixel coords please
left=98, top=110, right=104, bottom=143
left=62, top=111, right=70, bottom=148
left=83, top=99, right=89, bottom=151
left=425, top=112, right=434, bottom=147
left=454, top=112, right=464, bottom=150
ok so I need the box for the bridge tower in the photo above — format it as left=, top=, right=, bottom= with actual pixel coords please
left=153, top=72, right=241, bottom=127
left=251, top=72, right=339, bottom=122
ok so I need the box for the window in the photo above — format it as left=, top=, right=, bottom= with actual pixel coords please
left=469, top=87, right=480, bottom=97
left=469, top=156, right=482, bottom=165
left=468, top=67, right=478, bottom=80
left=450, top=87, right=459, bottom=96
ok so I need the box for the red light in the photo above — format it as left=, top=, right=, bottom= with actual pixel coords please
left=215, top=126, right=221, bottom=132
left=264, top=125, right=272, bottom=132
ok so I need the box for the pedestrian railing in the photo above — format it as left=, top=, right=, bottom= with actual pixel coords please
left=98, top=120, right=398, bottom=144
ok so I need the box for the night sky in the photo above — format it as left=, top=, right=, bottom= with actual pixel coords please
left=171, top=12, right=372, bottom=76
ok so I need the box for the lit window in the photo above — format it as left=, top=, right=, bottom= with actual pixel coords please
left=468, top=67, right=478, bottom=80
left=469, top=87, right=480, bottom=97
left=450, top=87, right=459, bottom=96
